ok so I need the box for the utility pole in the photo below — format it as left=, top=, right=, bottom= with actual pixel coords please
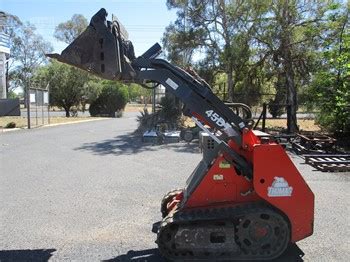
left=26, top=79, right=31, bottom=129
left=152, top=83, right=156, bottom=113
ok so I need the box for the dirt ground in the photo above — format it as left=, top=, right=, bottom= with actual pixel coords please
left=124, top=104, right=152, bottom=112
left=181, top=116, right=321, bottom=132
left=1, top=104, right=319, bottom=132
left=0, top=104, right=153, bottom=129
left=262, top=119, right=321, bottom=132
left=0, top=116, right=104, bottom=129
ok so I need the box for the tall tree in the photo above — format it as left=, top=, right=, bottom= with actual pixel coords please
left=6, top=21, right=52, bottom=104
left=54, top=14, right=88, bottom=44
left=252, top=0, right=332, bottom=132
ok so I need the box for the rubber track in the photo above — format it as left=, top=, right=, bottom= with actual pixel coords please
left=157, top=202, right=290, bottom=261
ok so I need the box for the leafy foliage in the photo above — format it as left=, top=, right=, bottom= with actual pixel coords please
left=2, top=14, right=52, bottom=96
left=136, top=95, right=182, bottom=133
left=127, top=83, right=152, bottom=102
left=163, top=0, right=255, bottom=99
left=33, top=61, right=89, bottom=117
left=309, top=5, right=350, bottom=133
left=0, top=11, right=22, bottom=94
left=54, top=14, right=88, bottom=44
left=7, top=90, right=18, bottom=99
left=81, top=80, right=104, bottom=112
left=89, top=81, right=129, bottom=117
left=158, top=95, right=181, bottom=124
left=5, top=122, right=16, bottom=128
left=3, top=4, right=348, bottom=135
left=163, top=0, right=346, bottom=133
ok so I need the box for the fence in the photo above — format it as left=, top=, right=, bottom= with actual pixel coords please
left=28, top=88, right=50, bottom=128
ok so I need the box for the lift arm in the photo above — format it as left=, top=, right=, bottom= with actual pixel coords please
left=47, top=8, right=257, bottom=176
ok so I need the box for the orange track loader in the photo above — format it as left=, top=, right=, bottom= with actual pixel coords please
left=48, top=9, right=314, bottom=261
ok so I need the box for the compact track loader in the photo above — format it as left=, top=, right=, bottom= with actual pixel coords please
left=47, top=9, right=314, bottom=261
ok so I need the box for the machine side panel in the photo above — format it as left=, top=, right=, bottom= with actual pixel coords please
left=253, top=144, right=314, bottom=242
left=185, top=155, right=260, bottom=208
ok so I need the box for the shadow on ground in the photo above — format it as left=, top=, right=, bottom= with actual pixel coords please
left=104, top=244, right=304, bottom=262
left=0, top=249, right=56, bottom=262
left=74, top=133, right=200, bottom=156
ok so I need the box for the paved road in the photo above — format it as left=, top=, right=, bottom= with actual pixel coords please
left=0, top=113, right=349, bottom=261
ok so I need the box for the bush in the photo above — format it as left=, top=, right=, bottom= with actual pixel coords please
left=136, top=108, right=160, bottom=134
left=310, top=72, right=350, bottom=133
left=5, top=122, right=16, bottom=128
left=89, top=81, right=129, bottom=117
left=159, top=95, right=181, bottom=124
left=268, top=100, right=285, bottom=118
left=135, top=95, right=182, bottom=134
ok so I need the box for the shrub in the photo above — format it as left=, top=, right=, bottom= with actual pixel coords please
left=136, top=108, right=160, bottom=134
left=268, top=100, right=285, bottom=118
left=89, top=81, right=129, bottom=117
left=5, top=122, right=16, bottom=128
left=135, top=95, right=182, bottom=134
left=159, top=95, right=181, bottom=124
left=310, top=72, right=350, bottom=134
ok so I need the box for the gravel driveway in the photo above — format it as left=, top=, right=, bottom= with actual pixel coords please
left=0, top=113, right=349, bottom=261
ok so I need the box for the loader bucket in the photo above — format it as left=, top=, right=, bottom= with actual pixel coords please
left=47, top=8, right=135, bottom=81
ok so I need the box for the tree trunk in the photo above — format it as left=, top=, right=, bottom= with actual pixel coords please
left=5, top=60, right=9, bottom=95
left=284, top=60, right=298, bottom=133
left=280, top=39, right=298, bottom=133
left=63, top=106, right=70, bottom=117
left=219, top=0, right=234, bottom=102
left=23, top=79, right=28, bottom=108
left=227, top=64, right=234, bottom=102
left=280, top=1, right=298, bottom=133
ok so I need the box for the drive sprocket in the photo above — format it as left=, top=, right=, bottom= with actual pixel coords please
left=160, top=188, right=183, bottom=218
left=236, top=210, right=290, bottom=259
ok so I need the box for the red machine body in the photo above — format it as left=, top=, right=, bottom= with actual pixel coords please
left=166, top=130, right=314, bottom=243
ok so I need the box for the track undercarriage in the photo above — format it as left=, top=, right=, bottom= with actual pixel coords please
left=156, top=191, right=290, bottom=261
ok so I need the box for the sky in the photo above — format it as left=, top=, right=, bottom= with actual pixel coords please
left=1, top=0, right=178, bottom=56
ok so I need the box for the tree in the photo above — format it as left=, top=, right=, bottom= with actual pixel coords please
left=309, top=2, right=350, bottom=133
left=54, top=14, right=88, bottom=44
left=252, top=0, right=332, bottom=132
left=163, top=0, right=256, bottom=100
left=164, top=0, right=343, bottom=133
left=33, top=61, right=89, bottom=117
left=7, top=90, right=18, bottom=99
left=1, top=14, right=52, bottom=100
